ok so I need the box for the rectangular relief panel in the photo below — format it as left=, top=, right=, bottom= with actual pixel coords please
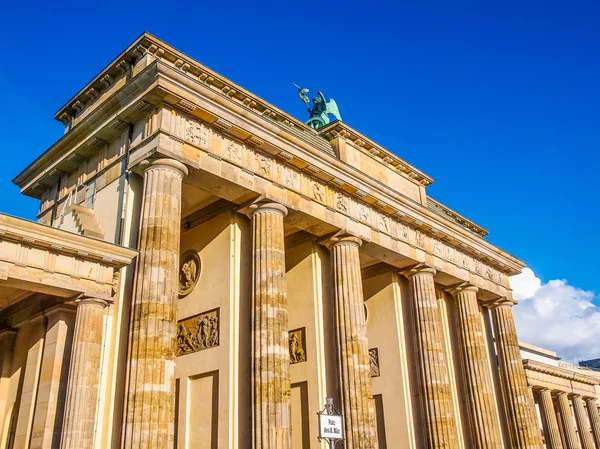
left=187, top=371, right=219, bottom=449
left=177, top=308, right=219, bottom=357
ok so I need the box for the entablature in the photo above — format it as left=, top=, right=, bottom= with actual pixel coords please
left=0, top=213, right=137, bottom=306
left=14, top=36, right=525, bottom=288
left=524, top=359, right=599, bottom=398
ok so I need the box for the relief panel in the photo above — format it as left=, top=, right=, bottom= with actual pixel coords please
left=177, top=308, right=219, bottom=357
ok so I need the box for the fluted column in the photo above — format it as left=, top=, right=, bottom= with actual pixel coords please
left=573, top=396, right=595, bottom=449
left=585, top=398, right=600, bottom=448
left=122, top=158, right=188, bottom=449
left=538, top=389, right=564, bottom=449
left=61, top=298, right=109, bottom=449
left=450, top=284, right=503, bottom=448
left=250, top=201, right=291, bottom=449
left=491, top=299, right=543, bottom=449
left=327, top=233, right=376, bottom=449
left=404, top=264, right=458, bottom=449
left=557, top=392, right=581, bottom=449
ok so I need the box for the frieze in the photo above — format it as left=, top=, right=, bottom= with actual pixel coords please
left=289, top=328, right=306, bottom=364
left=168, top=110, right=509, bottom=288
left=176, top=308, right=219, bottom=356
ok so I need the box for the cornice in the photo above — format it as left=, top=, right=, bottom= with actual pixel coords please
left=54, top=32, right=314, bottom=135
left=523, top=359, right=600, bottom=386
left=318, top=121, right=433, bottom=187
left=0, top=213, right=137, bottom=268
left=426, top=197, right=488, bottom=237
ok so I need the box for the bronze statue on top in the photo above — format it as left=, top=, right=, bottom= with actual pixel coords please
left=293, top=82, right=342, bottom=130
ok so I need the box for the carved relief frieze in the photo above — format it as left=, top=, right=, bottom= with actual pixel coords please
left=176, top=308, right=219, bottom=356
left=335, top=192, right=348, bottom=213
left=255, top=153, right=272, bottom=177
left=223, top=140, right=244, bottom=163
left=184, top=119, right=208, bottom=146
left=167, top=109, right=508, bottom=288
left=369, top=348, right=380, bottom=377
left=311, top=180, right=325, bottom=203
left=289, top=328, right=306, bottom=364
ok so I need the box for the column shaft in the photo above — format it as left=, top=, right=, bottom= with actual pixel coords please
left=251, top=202, right=291, bottom=449
left=406, top=266, right=458, bottom=449
left=60, top=299, right=108, bottom=449
left=573, top=396, right=595, bottom=449
left=585, top=398, right=600, bottom=448
left=0, top=330, right=17, bottom=431
left=557, top=393, right=582, bottom=449
left=491, top=302, right=543, bottom=449
left=122, top=158, right=187, bottom=449
left=330, top=235, right=376, bottom=449
left=452, top=286, right=503, bottom=448
left=538, top=389, right=564, bottom=449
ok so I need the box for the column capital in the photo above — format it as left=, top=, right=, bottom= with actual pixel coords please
left=44, top=304, right=77, bottom=319
left=320, top=230, right=362, bottom=250
left=488, top=296, right=518, bottom=309
left=401, top=263, right=436, bottom=279
left=446, top=282, right=479, bottom=297
left=248, top=200, right=288, bottom=217
left=556, top=391, right=569, bottom=397
left=0, top=328, right=17, bottom=341
left=140, top=157, right=188, bottom=178
left=75, top=297, right=109, bottom=308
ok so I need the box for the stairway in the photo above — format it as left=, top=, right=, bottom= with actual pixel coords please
left=71, top=205, right=105, bottom=239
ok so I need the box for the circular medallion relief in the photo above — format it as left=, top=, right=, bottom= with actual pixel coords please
left=179, top=251, right=200, bottom=297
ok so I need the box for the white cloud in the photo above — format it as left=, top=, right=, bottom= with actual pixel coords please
left=511, top=267, right=600, bottom=363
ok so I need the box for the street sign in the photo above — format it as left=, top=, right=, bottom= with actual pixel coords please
left=317, top=397, right=344, bottom=448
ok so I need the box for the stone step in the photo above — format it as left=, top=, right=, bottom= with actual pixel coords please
left=71, top=205, right=105, bottom=240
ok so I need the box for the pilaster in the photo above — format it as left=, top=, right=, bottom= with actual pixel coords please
left=403, top=264, right=458, bottom=448
left=122, top=157, right=188, bottom=449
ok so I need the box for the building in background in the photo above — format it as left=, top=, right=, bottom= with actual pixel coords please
left=521, top=342, right=600, bottom=449
left=581, top=359, right=600, bottom=372
left=1, top=32, right=599, bottom=449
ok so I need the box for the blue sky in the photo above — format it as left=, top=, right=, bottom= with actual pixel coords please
left=0, top=1, right=598, bottom=299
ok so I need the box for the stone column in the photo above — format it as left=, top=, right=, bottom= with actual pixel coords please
left=450, top=284, right=503, bottom=449
left=585, top=398, right=600, bottom=448
left=326, top=233, right=376, bottom=449
left=0, top=329, right=17, bottom=427
left=250, top=201, right=291, bottom=449
left=557, top=392, right=581, bottom=449
left=572, top=395, right=595, bottom=449
left=31, top=305, right=76, bottom=449
left=60, top=298, right=108, bottom=449
left=538, top=389, right=564, bottom=449
left=490, top=299, right=543, bottom=449
left=404, top=265, right=458, bottom=448
left=122, top=158, right=187, bottom=449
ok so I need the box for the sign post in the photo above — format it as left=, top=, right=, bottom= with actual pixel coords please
left=317, top=397, right=344, bottom=449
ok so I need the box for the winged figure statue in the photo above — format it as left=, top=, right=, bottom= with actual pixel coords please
left=292, top=83, right=342, bottom=130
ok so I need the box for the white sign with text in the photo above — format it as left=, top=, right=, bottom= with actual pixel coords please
left=318, top=414, right=343, bottom=440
